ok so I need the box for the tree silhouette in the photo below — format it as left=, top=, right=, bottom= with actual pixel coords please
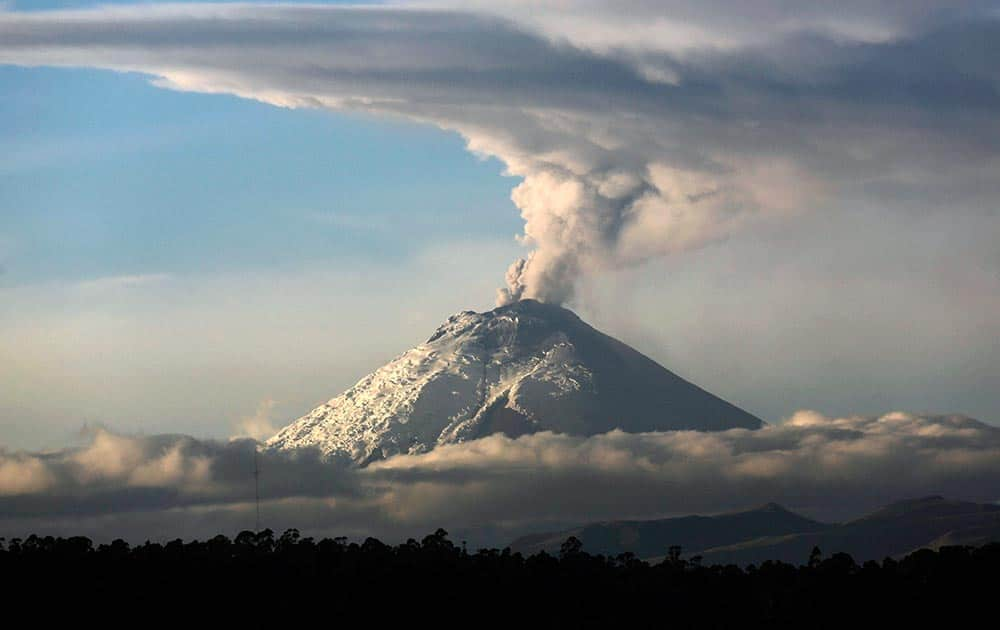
left=0, top=528, right=994, bottom=627
left=808, top=546, right=823, bottom=568
left=667, top=544, right=683, bottom=565
left=559, top=536, right=583, bottom=559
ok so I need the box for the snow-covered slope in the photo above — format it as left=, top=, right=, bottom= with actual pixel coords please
left=266, top=299, right=762, bottom=464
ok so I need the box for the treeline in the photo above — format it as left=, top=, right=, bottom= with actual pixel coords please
left=2, top=529, right=996, bottom=627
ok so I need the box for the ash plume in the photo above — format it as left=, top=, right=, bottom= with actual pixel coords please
left=1, top=3, right=999, bottom=304
left=495, top=163, right=725, bottom=305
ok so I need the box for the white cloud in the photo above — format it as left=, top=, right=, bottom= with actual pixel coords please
left=1, top=410, right=998, bottom=543
left=231, top=399, right=279, bottom=442
left=367, top=411, right=1000, bottom=525
left=0, top=453, right=55, bottom=496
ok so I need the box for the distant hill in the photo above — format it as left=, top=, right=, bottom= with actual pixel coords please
left=509, top=503, right=830, bottom=559
left=509, top=497, right=1000, bottom=564
left=699, top=496, right=1000, bottom=565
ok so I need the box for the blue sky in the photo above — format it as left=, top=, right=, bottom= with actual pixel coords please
left=0, top=64, right=517, bottom=289
left=8, top=0, right=363, bottom=8
left=1, top=1, right=998, bottom=451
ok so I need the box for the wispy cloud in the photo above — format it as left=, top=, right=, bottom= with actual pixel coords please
left=231, top=398, right=279, bottom=442
left=73, top=273, right=172, bottom=294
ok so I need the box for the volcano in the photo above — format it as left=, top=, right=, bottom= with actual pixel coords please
left=267, top=299, right=762, bottom=464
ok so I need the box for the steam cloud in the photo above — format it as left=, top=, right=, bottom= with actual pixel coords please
left=2, top=411, right=999, bottom=543
left=1, top=3, right=999, bottom=304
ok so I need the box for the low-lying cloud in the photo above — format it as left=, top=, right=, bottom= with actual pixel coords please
left=2, top=411, right=998, bottom=545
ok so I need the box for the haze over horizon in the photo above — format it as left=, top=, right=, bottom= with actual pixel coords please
left=1, top=1, right=998, bottom=542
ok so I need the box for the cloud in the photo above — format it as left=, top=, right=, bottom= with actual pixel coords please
left=0, top=453, right=55, bottom=496
left=367, top=411, right=1000, bottom=525
left=0, top=428, right=359, bottom=516
left=72, top=273, right=172, bottom=295
left=1, top=3, right=997, bottom=304
left=231, top=398, right=279, bottom=442
left=2, top=411, right=998, bottom=544
left=429, top=1, right=987, bottom=52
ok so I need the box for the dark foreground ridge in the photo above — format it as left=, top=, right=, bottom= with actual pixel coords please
left=3, top=528, right=998, bottom=627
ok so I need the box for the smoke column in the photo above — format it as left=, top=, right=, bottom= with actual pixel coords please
left=494, top=163, right=747, bottom=306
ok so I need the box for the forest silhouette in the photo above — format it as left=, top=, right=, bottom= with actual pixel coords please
left=2, top=528, right=995, bottom=626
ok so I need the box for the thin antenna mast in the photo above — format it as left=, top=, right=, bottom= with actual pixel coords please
left=253, top=447, right=261, bottom=533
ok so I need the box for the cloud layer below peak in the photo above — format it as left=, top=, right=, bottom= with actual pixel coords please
left=1, top=410, right=998, bottom=544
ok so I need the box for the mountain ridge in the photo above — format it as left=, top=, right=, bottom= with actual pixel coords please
left=509, top=502, right=830, bottom=559
left=508, top=497, right=1000, bottom=563
left=698, top=496, right=1000, bottom=564
left=267, top=299, right=762, bottom=464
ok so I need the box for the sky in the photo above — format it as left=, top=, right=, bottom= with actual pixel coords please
left=0, top=62, right=522, bottom=448
left=0, top=1, right=998, bottom=540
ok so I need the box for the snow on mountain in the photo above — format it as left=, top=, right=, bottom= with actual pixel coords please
left=266, top=299, right=762, bottom=464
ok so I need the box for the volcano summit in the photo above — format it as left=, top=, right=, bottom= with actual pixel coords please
left=267, top=300, right=762, bottom=464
